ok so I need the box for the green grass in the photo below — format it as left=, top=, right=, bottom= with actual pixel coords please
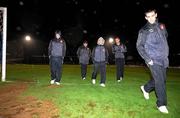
left=3, top=64, right=180, bottom=118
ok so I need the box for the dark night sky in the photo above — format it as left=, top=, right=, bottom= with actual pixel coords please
left=1, top=0, right=180, bottom=63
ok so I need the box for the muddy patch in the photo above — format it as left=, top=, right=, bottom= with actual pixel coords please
left=0, top=82, right=59, bottom=118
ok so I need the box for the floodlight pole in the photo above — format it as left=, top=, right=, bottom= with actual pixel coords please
left=1, top=7, right=7, bottom=82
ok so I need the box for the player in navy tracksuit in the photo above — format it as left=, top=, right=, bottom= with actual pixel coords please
left=77, top=40, right=91, bottom=80
left=136, top=9, right=169, bottom=113
left=112, top=37, right=127, bottom=82
left=48, top=30, right=66, bottom=85
left=91, top=37, right=109, bottom=87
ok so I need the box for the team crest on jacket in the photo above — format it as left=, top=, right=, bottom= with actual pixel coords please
left=149, top=29, right=154, bottom=32
left=160, top=24, right=165, bottom=30
left=60, top=40, right=63, bottom=43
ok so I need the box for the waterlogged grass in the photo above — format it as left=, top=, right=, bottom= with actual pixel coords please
left=4, top=64, right=180, bottom=118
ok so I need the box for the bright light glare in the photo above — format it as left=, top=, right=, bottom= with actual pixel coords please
left=25, top=35, right=31, bottom=41
left=109, top=37, right=114, bottom=44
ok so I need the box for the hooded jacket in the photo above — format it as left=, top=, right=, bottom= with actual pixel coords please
left=48, top=38, right=66, bottom=58
left=112, top=44, right=127, bottom=59
left=77, top=46, right=91, bottom=64
left=92, top=45, right=109, bottom=63
left=136, top=21, right=169, bottom=67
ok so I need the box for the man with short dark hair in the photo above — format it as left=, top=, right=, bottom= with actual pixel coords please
left=112, top=37, right=127, bottom=82
left=136, top=9, right=169, bottom=114
left=77, top=40, right=91, bottom=80
left=48, top=30, right=66, bottom=85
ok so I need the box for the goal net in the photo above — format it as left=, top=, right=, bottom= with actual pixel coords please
left=0, top=7, right=7, bottom=82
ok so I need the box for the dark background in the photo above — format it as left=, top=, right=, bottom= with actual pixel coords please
left=0, top=0, right=180, bottom=65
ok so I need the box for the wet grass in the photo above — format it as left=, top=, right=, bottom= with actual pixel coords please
left=4, top=64, right=180, bottom=118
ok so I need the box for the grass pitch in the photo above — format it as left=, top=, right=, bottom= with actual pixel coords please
left=3, top=64, right=180, bottom=118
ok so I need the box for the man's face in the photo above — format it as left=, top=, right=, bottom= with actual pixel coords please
left=55, top=34, right=61, bottom=39
left=83, top=43, right=88, bottom=47
left=115, top=38, right=120, bottom=44
left=145, top=11, right=157, bottom=24
left=97, top=38, right=105, bottom=45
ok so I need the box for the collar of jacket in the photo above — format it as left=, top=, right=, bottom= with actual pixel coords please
left=146, top=20, right=159, bottom=28
left=53, top=38, right=63, bottom=42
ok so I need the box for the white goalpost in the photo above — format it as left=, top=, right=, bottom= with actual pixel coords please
left=0, top=7, right=7, bottom=82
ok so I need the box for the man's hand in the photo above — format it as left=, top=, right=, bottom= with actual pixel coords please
left=148, top=60, right=153, bottom=66
left=62, top=57, right=64, bottom=64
